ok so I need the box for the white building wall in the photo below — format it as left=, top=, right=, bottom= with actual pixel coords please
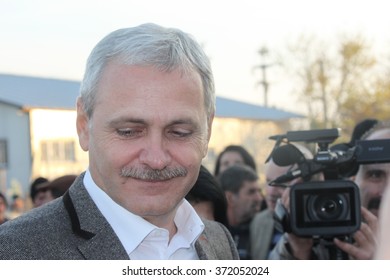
left=29, top=109, right=88, bottom=182
left=0, top=103, right=31, bottom=198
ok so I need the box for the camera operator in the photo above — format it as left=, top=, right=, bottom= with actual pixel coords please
left=269, top=121, right=390, bottom=260
left=270, top=191, right=377, bottom=259
left=351, top=121, right=390, bottom=218
left=250, top=143, right=315, bottom=259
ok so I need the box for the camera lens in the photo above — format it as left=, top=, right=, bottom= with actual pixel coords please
left=307, top=194, right=349, bottom=222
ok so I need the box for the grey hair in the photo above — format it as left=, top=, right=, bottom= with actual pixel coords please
left=79, top=23, right=215, bottom=120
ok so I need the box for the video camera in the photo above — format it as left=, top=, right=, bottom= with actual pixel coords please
left=269, top=128, right=390, bottom=238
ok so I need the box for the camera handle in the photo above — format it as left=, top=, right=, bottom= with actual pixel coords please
left=317, top=236, right=351, bottom=260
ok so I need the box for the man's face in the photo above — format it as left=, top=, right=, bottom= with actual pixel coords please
left=219, top=151, right=244, bottom=174
left=77, top=63, right=212, bottom=226
left=353, top=128, right=390, bottom=216
left=265, top=159, right=300, bottom=211
left=33, top=188, right=54, bottom=208
left=232, top=180, right=263, bottom=223
left=354, top=163, right=390, bottom=216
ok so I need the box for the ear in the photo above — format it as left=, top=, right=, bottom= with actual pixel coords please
left=76, top=97, right=90, bottom=152
left=207, top=113, right=214, bottom=142
left=202, top=113, right=214, bottom=158
left=225, top=191, right=236, bottom=206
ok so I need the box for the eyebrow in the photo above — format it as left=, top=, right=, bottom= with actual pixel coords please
left=108, top=117, right=199, bottom=128
left=108, top=117, right=146, bottom=127
left=361, top=163, right=390, bottom=170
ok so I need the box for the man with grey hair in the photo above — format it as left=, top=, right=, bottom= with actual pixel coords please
left=0, top=23, right=239, bottom=260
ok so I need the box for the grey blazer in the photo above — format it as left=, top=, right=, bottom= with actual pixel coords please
left=0, top=174, right=239, bottom=260
left=249, top=209, right=275, bottom=259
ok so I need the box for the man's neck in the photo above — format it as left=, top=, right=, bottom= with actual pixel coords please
left=227, top=210, right=249, bottom=227
left=143, top=214, right=178, bottom=241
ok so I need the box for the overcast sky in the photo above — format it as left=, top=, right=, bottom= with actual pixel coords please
left=1, top=0, right=389, bottom=112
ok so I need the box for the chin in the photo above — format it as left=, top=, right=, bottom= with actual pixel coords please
left=126, top=197, right=179, bottom=217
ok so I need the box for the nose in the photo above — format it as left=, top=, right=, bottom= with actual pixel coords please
left=139, top=133, right=172, bottom=170
left=370, top=181, right=388, bottom=197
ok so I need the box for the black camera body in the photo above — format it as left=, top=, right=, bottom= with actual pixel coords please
left=270, top=128, right=390, bottom=238
left=290, top=180, right=360, bottom=237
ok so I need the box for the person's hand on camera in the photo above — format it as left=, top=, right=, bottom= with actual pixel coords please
left=333, top=207, right=378, bottom=259
left=286, top=233, right=313, bottom=259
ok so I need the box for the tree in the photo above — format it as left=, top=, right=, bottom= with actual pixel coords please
left=280, top=33, right=390, bottom=138
left=340, top=52, right=390, bottom=136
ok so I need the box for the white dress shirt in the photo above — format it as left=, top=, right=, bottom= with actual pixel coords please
left=83, top=169, right=205, bottom=259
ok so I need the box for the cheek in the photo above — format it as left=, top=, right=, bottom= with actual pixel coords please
left=173, top=141, right=205, bottom=166
left=90, top=127, right=136, bottom=166
left=359, top=183, right=374, bottom=205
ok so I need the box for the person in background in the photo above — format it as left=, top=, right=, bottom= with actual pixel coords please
left=347, top=121, right=390, bottom=215
left=33, top=175, right=77, bottom=208
left=375, top=171, right=390, bottom=259
left=329, top=118, right=379, bottom=179
left=186, top=165, right=228, bottom=226
left=349, top=118, right=378, bottom=146
left=219, top=164, right=263, bottom=259
left=0, top=23, right=238, bottom=260
left=214, top=145, right=257, bottom=177
left=0, top=192, right=9, bottom=225
left=29, top=177, right=49, bottom=208
left=250, top=143, right=314, bottom=259
left=8, top=195, right=25, bottom=219
left=270, top=120, right=388, bottom=260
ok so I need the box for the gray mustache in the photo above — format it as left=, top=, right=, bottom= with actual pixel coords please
left=121, top=166, right=188, bottom=181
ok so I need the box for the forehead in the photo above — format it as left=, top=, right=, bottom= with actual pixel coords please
left=360, top=162, right=390, bottom=172
left=95, top=63, right=206, bottom=120
left=265, top=160, right=293, bottom=178
left=98, top=62, right=203, bottom=94
left=240, top=180, right=260, bottom=191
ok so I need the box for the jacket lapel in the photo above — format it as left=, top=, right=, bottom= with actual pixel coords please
left=195, top=232, right=218, bottom=260
left=77, top=231, right=129, bottom=260
left=63, top=174, right=129, bottom=260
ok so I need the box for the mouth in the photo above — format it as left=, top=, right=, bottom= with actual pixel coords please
left=131, top=177, right=173, bottom=184
left=367, top=197, right=381, bottom=210
left=129, top=177, right=174, bottom=187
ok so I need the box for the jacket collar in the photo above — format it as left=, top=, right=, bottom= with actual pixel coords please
left=62, top=174, right=129, bottom=259
left=63, top=173, right=213, bottom=260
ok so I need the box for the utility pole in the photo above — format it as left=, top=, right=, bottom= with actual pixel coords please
left=256, top=46, right=274, bottom=107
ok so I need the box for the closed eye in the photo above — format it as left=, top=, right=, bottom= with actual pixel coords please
left=169, top=130, right=192, bottom=138
left=117, top=128, right=143, bottom=138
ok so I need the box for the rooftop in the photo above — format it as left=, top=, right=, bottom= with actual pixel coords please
left=0, top=73, right=303, bottom=120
